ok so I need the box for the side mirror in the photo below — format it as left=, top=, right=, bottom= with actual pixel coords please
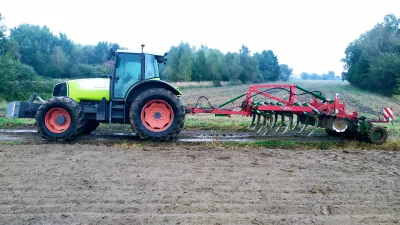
left=163, top=52, right=168, bottom=65
left=106, top=48, right=115, bottom=61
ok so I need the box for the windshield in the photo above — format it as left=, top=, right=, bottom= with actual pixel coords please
left=145, top=54, right=160, bottom=79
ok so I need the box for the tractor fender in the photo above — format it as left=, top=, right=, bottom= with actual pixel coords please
left=125, top=80, right=181, bottom=103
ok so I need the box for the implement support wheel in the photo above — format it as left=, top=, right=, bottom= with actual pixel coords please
left=366, top=126, right=388, bottom=145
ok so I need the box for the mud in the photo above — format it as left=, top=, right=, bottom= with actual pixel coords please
left=0, top=144, right=399, bottom=224
left=0, top=129, right=340, bottom=144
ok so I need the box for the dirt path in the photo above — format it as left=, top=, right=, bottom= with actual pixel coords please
left=0, top=144, right=399, bottom=224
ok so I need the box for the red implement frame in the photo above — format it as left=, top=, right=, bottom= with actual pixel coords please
left=188, top=84, right=391, bottom=124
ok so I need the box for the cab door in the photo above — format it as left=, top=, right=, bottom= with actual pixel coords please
left=112, top=53, right=141, bottom=100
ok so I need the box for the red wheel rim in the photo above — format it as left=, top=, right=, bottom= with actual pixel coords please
left=44, top=108, right=71, bottom=133
left=141, top=100, right=174, bottom=132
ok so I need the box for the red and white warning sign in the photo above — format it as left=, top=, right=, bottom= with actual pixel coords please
left=383, top=108, right=393, bottom=122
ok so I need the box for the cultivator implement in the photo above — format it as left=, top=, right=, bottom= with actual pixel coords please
left=187, top=84, right=393, bottom=144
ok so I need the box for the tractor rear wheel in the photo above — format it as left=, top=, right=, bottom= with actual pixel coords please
left=36, top=97, right=85, bottom=141
left=366, top=126, right=388, bottom=145
left=130, top=88, right=185, bottom=141
left=82, top=120, right=100, bottom=134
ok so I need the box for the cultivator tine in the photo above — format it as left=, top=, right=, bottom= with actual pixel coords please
left=274, top=114, right=284, bottom=132
left=291, top=115, right=301, bottom=131
left=308, top=117, right=319, bottom=137
left=262, top=114, right=274, bottom=135
left=270, top=113, right=278, bottom=129
left=282, top=115, right=293, bottom=134
left=257, top=115, right=267, bottom=133
left=251, top=115, right=261, bottom=131
left=298, top=117, right=308, bottom=133
left=248, top=114, right=256, bottom=129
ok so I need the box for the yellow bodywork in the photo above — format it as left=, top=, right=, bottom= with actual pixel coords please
left=67, top=78, right=110, bottom=102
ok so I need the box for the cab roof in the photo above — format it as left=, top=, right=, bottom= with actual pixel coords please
left=116, top=49, right=166, bottom=57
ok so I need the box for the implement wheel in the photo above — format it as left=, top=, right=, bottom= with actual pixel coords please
left=325, top=128, right=343, bottom=137
left=366, top=126, right=388, bottom=145
left=36, top=97, right=85, bottom=141
left=130, top=88, right=185, bottom=141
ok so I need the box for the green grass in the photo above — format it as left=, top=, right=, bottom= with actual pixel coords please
left=230, top=139, right=400, bottom=151
left=99, top=138, right=400, bottom=151
left=184, top=114, right=249, bottom=131
left=0, top=140, right=23, bottom=146
left=0, top=101, right=36, bottom=129
left=0, top=117, right=35, bottom=129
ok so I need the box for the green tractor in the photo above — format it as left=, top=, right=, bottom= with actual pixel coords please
left=7, top=46, right=185, bottom=141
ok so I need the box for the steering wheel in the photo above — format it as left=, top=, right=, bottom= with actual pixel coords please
left=120, top=72, right=132, bottom=83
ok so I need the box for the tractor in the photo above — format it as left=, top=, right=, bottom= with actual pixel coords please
left=7, top=45, right=185, bottom=141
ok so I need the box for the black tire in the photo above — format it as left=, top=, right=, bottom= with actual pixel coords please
left=130, top=88, right=185, bottom=141
left=325, top=128, right=343, bottom=137
left=82, top=120, right=100, bottom=134
left=36, top=97, right=85, bottom=141
left=366, top=126, right=388, bottom=145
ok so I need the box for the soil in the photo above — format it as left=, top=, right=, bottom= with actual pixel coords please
left=0, top=144, right=399, bottom=224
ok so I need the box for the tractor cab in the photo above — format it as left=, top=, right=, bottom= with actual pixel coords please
left=109, top=47, right=167, bottom=99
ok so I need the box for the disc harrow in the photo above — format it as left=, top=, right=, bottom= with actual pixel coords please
left=187, top=84, right=394, bottom=145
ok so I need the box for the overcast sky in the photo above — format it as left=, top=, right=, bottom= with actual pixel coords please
left=2, top=0, right=400, bottom=76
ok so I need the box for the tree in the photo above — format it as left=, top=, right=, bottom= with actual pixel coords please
left=10, top=24, right=57, bottom=76
left=164, top=42, right=193, bottom=82
left=191, top=49, right=208, bottom=81
left=279, top=64, right=293, bottom=81
left=206, top=49, right=223, bottom=85
left=239, top=45, right=258, bottom=83
left=310, top=73, right=321, bottom=80
left=256, top=50, right=280, bottom=82
left=0, top=13, right=6, bottom=53
left=178, top=45, right=193, bottom=81
left=327, top=71, right=335, bottom=79
left=49, top=46, right=69, bottom=78
left=300, top=72, right=310, bottom=80
left=342, top=14, right=400, bottom=96
left=222, top=52, right=241, bottom=82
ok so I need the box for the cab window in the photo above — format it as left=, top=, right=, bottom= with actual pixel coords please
left=113, top=53, right=141, bottom=99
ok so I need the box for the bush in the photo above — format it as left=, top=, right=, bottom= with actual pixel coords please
left=212, top=79, right=222, bottom=87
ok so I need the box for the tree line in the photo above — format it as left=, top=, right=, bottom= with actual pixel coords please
left=0, top=12, right=294, bottom=101
left=161, top=42, right=293, bottom=86
left=0, top=13, right=121, bottom=100
left=300, top=71, right=341, bottom=80
left=342, top=14, right=400, bottom=96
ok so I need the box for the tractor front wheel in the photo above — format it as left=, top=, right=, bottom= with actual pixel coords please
left=36, top=97, right=85, bottom=141
left=130, top=88, right=185, bottom=141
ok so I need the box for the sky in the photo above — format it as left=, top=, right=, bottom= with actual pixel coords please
left=1, top=0, right=400, bottom=76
